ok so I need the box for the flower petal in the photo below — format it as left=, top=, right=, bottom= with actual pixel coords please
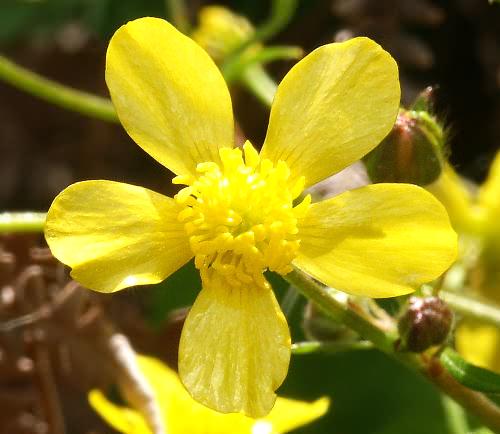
left=89, top=390, right=151, bottom=434
left=294, top=184, right=457, bottom=298
left=45, top=180, right=192, bottom=292
left=456, top=320, right=500, bottom=374
left=178, top=275, right=291, bottom=417
left=106, top=17, right=234, bottom=177
left=90, top=355, right=328, bottom=434
left=426, top=164, right=475, bottom=233
left=265, top=396, right=330, bottom=433
left=261, top=37, right=400, bottom=188
left=480, top=151, right=500, bottom=215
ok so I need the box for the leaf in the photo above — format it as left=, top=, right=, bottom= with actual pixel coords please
left=440, top=347, right=500, bottom=393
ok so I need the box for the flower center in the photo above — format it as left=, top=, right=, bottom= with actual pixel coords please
left=174, top=142, right=310, bottom=288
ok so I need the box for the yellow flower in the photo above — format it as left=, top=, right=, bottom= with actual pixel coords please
left=89, top=356, right=330, bottom=434
left=44, top=18, right=457, bottom=417
left=450, top=151, right=500, bottom=372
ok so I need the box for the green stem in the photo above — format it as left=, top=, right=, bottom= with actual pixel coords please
left=240, top=64, right=277, bottom=107
left=286, top=267, right=500, bottom=432
left=441, top=395, right=470, bottom=434
left=0, top=212, right=46, bottom=233
left=427, top=362, right=500, bottom=433
left=222, top=45, right=302, bottom=83
left=292, top=340, right=373, bottom=355
left=165, top=0, right=190, bottom=34
left=0, top=55, right=118, bottom=123
left=285, top=268, right=397, bottom=354
left=280, top=285, right=300, bottom=317
left=221, top=0, right=298, bottom=80
left=440, top=290, right=500, bottom=328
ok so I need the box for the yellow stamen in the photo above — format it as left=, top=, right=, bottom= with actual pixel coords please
left=174, top=142, right=310, bottom=288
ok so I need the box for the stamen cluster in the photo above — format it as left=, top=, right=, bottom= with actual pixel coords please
left=174, top=143, right=310, bottom=288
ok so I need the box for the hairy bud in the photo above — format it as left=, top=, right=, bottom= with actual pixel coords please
left=398, top=296, right=453, bottom=352
left=364, top=87, right=445, bottom=186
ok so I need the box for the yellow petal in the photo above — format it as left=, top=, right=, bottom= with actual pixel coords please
left=294, top=184, right=457, bottom=298
left=261, top=37, right=400, bottom=188
left=89, top=390, right=151, bottom=434
left=45, top=180, right=192, bottom=292
left=264, top=396, right=330, bottom=433
left=426, top=164, right=476, bottom=233
left=106, top=17, right=234, bottom=177
left=178, top=275, right=291, bottom=417
left=90, top=355, right=328, bottom=434
left=456, top=320, right=500, bottom=374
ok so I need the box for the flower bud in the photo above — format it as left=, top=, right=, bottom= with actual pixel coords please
left=398, top=296, right=453, bottom=352
left=364, top=88, right=445, bottom=186
left=192, top=6, right=256, bottom=64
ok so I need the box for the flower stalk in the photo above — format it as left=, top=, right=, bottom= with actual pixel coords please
left=165, top=0, right=190, bottom=34
left=239, top=64, right=278, bottom=107
left=221, top=0, right=298, bottom=74
left=440, top=290, right=500, bottom=328
left=0, top=212, right=46, bottom=233
left=285, top=268, right=398, bottom=354
left=0, top=55, right=118, bottom=123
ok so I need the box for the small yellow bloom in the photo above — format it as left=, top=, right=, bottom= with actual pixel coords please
left=89, top=356, right=330, bottom=434
left=451, top=151, right=500, bottom=372
left=45, top=18, right=456, bottom=416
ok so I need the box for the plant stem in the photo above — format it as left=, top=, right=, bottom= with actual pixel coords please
left=0, top=55, right=118, bottom=123
left=441, top=290, right=500, bottom=328
left=222, top=45, right=302, bottom=83
left=286, top=267, right=500, bottom=432
left=427, top=360, right=500, bottom=433
left=222, top=0, right=298, bottom=73
left=441, top=395, right=470, bottom=434
left=292, top=340, right=373, bottom=355
left=285, top=268, right=397, bottom=354
left=165, top=0, right=190, bottom=34
left=0, top=212, right=46, bottom=233
left=240, top=64, right=277, bottom=107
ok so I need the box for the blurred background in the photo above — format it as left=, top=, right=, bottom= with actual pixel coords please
left=0, top=1, right=499, bottom=433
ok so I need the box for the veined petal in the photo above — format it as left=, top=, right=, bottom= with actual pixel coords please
left=261, top=37, right=400, bottom=188
left=294, top=184, right=457, bottom=298
left=178, top=275, right=291, bottom=418
left=106, top=17, right=234, bottom=177
left=45, top=180, right=192, bottom=292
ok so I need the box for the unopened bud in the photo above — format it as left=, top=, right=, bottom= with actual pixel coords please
left=364, top=88, right=445, bottom=186
left=192, top=6, right=256, bottom=64
left=398, top=296, right=453, bottom=352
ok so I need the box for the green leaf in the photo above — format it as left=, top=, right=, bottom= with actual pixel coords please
left=440, top=347, right=500, bottom=393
